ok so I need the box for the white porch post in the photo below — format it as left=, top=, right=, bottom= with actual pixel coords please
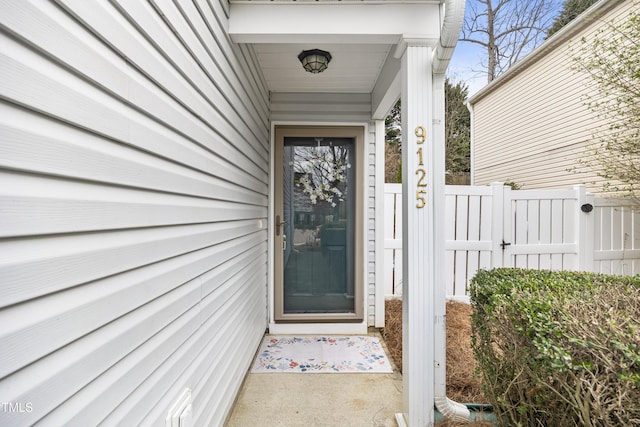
left=399, top=40, right=436, bottom=426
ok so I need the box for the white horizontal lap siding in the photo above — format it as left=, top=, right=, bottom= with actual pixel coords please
left=473, top=61, right=595, bottom=189
left=270, top=92, right=372, bottom=122
left=0, top=0, right=268, bottom=426
left=473, top=1, right=632, bottom=194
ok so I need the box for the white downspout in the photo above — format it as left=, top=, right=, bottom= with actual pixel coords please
left=433, top=0, right=471, bottom=422
left=432, top=0, right=466, bottom=75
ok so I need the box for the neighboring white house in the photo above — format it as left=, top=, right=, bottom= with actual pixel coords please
left=0, top=0, right=466, bottom=425
left=468, top=0, right=635, bottom=194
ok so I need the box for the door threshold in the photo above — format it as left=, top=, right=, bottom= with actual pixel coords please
left=268, top=322, right=368, bottom=335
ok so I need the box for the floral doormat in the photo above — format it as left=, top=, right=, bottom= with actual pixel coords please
left=251, top=336, right=393, bottom=373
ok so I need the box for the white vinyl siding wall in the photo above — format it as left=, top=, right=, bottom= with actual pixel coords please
left=0, top=0, right=268, bottom=425
left=270, top=92, right=372, bottom=123
left=472, top=0, right=631, bottom=194
left=271, top=92, right=379, bottom=325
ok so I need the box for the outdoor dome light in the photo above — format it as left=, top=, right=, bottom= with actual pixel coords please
left=298, top=49, right=332, bottom=74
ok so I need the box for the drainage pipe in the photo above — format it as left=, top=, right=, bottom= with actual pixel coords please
left=435, top=403, right=497, bottom=423
left=433, top=0, right=472, bottom=422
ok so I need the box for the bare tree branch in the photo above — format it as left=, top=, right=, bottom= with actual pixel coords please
left=460, top=0, right=559, bottom=82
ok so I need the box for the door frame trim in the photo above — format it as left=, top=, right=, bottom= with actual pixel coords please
left=269, top=122, right=368, bottom=332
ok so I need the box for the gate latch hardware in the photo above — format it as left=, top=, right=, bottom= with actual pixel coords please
left=500, top=240, right=511, bottom=250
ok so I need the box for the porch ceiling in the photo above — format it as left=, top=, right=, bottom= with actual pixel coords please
left=252, top=43, right=392, bottom=93
left=229, top=1, right=441, bottom=112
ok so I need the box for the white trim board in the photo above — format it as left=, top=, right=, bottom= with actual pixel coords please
left=229, top=3, right=440, bottom=44
left=268, top=322, right=368, bottom=335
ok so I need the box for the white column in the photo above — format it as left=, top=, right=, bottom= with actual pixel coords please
left=399, top=41, right=435, bottom=426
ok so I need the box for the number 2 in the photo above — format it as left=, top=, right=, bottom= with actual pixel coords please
left=416, top=168, right=427, bottom=187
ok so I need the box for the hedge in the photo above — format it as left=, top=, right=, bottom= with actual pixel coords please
left=469, top=269, right=640, bottom=426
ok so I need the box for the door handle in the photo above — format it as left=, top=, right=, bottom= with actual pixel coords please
left=275, top=215, right=288, bottom=236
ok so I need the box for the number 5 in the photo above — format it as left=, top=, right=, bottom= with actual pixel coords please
left=416, top=190, right=426, bottom=208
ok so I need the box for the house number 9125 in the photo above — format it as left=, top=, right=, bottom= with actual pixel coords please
left=415, top=126, right=427, bottom=208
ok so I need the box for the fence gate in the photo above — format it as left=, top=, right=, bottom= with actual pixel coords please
left=384, top=183, right=639, bottom=300
left=501, top=187, right=586, bottom=271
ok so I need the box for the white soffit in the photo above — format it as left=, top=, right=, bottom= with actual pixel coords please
left=253, top=43, right=392, bottom=93
left=230, top=2, right=439, bottom=94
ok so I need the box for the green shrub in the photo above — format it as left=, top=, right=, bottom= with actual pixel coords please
left=470, top=269, right=640, bottom=426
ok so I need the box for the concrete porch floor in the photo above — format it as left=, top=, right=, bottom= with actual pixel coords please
left=225, top=331, right=403, bottom=427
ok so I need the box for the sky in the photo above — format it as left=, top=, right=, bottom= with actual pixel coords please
left=445, top=0, right=565, bottom=97
left=447, top=41, right=489, bottom=97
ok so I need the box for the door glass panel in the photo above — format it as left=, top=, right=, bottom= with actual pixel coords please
left=282, top=137, right=355, bottom=314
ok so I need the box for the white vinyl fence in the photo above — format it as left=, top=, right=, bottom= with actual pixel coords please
left=384, top=183, right=640, bottom=300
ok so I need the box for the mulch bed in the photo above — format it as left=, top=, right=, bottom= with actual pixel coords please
left=381, top=299, right=488, bottom=404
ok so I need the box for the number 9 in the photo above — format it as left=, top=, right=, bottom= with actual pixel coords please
left=415, top=126, right=426, bottom=144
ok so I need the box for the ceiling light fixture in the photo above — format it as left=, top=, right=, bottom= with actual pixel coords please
left=297, top=49, right=332, bottom=74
